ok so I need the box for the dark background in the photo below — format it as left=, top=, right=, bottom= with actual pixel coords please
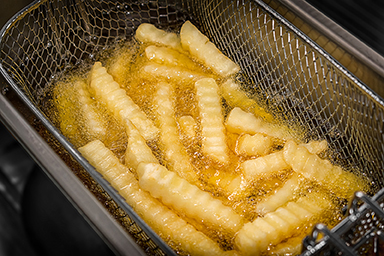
left=1, top=0, right=384, bottom=255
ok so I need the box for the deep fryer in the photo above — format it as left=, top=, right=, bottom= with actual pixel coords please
left=1, top=0, right=384, bottom=255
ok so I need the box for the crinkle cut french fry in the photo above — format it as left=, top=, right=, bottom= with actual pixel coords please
left=141, top=63, right=211, bottom=83
left=240, top=139, right=329, bottom=182
left=78, top=140, right=234, bottom=256
left=124, top=119, right=158, bottom=170
left=54, top=80, right=84, bottom=143
left=154, top=82, right=199, bottom=184
left=107, top=44, right=136, bottom=85
left=54, top=78, right=110, bottom=147
left=283, top=140, right=368, bottom=199
left=145, top=45, right=200, bottom=70
left=241, top=151, right=289, bottom=180
left=255, top=173, right=300, bottom=215
left=55, top=93, right=78, bottom=141
left=75, top=79, right=107, bottom=138
left=270, top=235, right=303, bottom=256
left=180, top=21, right=240, bottom=77
left=195, top=78, right=229, bottom=165
left=226, top=107, right=294, bottom=141
left=302, top=139, right=328, bottom=155
left=220, top=78, right=256, bottom=112
left=135, top=23, right=183, bottom=51
left=221, top=78, right=274, bottom=122
left=236, top=133, right=272, bottom=157
left=88, top=62, right=159, bottom=141
left=178, top=115, right=197, bottom=138
left=234, top=193, right=333, bottom=256
left=79, top=140, right=131, bottom=183
left=137, top=162, right=244, bottom=236
left=208, top=172, right=244, bottom=198
left=226, top=107, right=261, bottom=134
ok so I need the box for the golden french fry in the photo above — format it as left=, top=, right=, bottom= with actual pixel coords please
left=270, top=236, right=303, bottom=255
left=241, top=151, right=289, bottom=179
left=137, top=162, right=244, bottom=236
left=54, top=82, right=81, bottom=142
left=301, top=139, right=328, bottom=155
left=124, top=119, right=158, bottom=170
left=180, top=21, right=240, bottom=77
left=74, top=80, right=107, bottom=138
left=226, top=107, right=294, bottom=141
left=54, top=78, right=110, bottom=147
left=236, top=133, right=273, bottom=157
left=153, top=82, right=199, bottom=184
left=207, top=171, right=244, bottom=198
left=140, top=62, right=211, bottom=83
left=283, top=140, right=368, bottom=199
left=240, top=139, right=329, bottom=182
left=195, top=78, right=229, bottom=165
left=178, top=115, right=197, bottom=138
left=221, top=78, right=274, bottom=122
left=78, top=140, right=234, bottom=256
left=88, top=62, right=159, bottom=141
left=234, top=193, right=333, bottom=256
left=135, top=23, right=183, bottom=51
left=255, top=173, right=300, bottom=215
left=145, top=45, right=200, bottom=70
left=107, top=43, right=136, bottom=85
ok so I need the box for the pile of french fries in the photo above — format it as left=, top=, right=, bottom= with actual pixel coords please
left=52, top=21, right=369, bottom=256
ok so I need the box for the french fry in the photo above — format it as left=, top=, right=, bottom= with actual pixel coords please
left=254, top=173, right=300, bottom=215
left=145, top=45, right=200, bottom=70
left=153, top=82, right=199, bottom=184
left=178, top=115, right=197, bottom=138
left=140, top=63, right=211, bottom=83
left=78, top=140, right=235, bottom=256
left=135, top=23, right=183, bottom=51
left=273, top=207, right=300, bottom=231
left=137, top=162, right=244, bottom=237
left=54, top=78, right=109, bottom=147
left=230, top=150, right=289, bottom=200
left=302, top=139, right=328, bottom=155
left=236, top=133, right=273, bottom=157
left=124, top=119, right=158, bottom=170
left=180, top=21, right=240, bottom=77
left=207, top=172, right=244, bottom=197
left=225, top=107, right=294, bottom=141
left=234, top=192, right=333, bottom=256
left=107, top=44, right=136, bottom=85
left=220, top=78, right=274, bottom=122
left=283, top=140, right=368, bottom=199
left=270, top=235, right=303, bottom=255
left=74, top=79, right=107, bottom=138
left=240, top=139, right=328, bottom=182
left=54, top=81, right=81, bottom=143
left=241, top=151, right=289, bottom=179
left=195, top=78, right=229, bottom=165
left=88, top=62, right=159, bottom=141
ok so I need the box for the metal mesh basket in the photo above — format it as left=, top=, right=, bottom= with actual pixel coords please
left=1, top=0, right=384, bottom=255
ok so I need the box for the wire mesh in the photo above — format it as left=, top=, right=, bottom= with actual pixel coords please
left=302, top=190, right=384, bottom=255
left=1, top=0, right=384, bottom=255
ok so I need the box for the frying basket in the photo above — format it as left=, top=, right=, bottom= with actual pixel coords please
left=1, top=0, right=384, bottom=255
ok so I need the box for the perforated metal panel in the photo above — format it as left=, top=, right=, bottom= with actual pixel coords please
left=1, top=0, right=384, bottom=255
